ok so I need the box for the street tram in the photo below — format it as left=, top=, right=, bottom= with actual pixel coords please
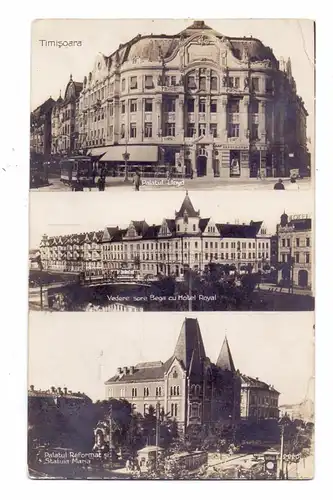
left=60, top=156, right=94, bottom=188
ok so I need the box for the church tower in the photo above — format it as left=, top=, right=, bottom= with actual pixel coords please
left=175, top=192, right=200, bottom=234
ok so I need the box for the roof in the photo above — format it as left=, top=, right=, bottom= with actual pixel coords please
left=216, top=221, right=263, bottom=238
left=175, top=193, right=200, bottom=218
left=173, top=318, right=206, bottom=372
left=240, top=374, right=280, bottom=394
left=121, top=21, right=277, bottom=65
left=105, top=361, right=166, bottom=383
left=216, top=337, right=236, bottom=372
left=39, top=195, right=265, bottom=248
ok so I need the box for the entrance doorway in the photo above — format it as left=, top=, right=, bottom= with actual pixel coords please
left=298, top=269, right=309, bottom=287
left=196, top=155, right=207, bottom=177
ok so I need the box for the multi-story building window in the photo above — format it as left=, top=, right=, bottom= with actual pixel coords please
left=210, top=99, right=217, bottom=113
left=121, top=101, right=126, bottom=114
left=229, top=124, right=240, bottom=137
left=295, top=252, right=300, bottom=263
left=156, top=386, right=162, bottom=397
left=143, top=387, right=150, bottom=397
left=229, top=77, right=240, bottom=89
left=120, top=124, right=125, bottom=138
left=251, top=123, right=259, bottom=140
left=130, top=76, right=138, bottom=89
left=306, top=237, right=310, bottom=246
left=165, top=123, right=175, bottom=137
left=145, top=75, right=153, bottom=89
left=132, top=388, right=137, bottom=397
left=171, top=403, right=178, bottom=417
left=199, top=123, right=206, bottom=136
left=144, top=122, right=152, bottom=138
left=165, top=98, right=176, bottom=112
left=190, top=403, right=200, bottom=418
left=121, top=78, right=126, bottom=91
left=130, top=123, right=137, bottom=138
left=187, top=124, right=195, bottom=137
left=130, top=99, right=137, bottom=112
left=145, top=99, right=153, bottom=112
left=210, top=124, right=217, bottom=137
left=296, top=238, right=300, bottom=247
left=187, top=74, right=196, bottom=89
left=211, top=76, right=218, bottom=91
left=306, top=253, right=310, bottom=263
left=252, top=77, right=259, bottom=92
left=199, top=98, right=206, bottom=113
left=187, top=99, right=194, bottom=112
left=199, top=76, right=206, bottom=91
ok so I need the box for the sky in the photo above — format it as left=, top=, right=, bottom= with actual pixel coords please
left=29, top=189, right=313, bottom=249
left=28, top=311, right=314, bottom=405
left=31, top=19, right=315, bottom=152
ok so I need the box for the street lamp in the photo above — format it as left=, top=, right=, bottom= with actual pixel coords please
left=123, top=134, right=131, bottom=183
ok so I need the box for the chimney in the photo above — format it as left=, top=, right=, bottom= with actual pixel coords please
left=117, top=367, right=122, bottom=374
left=123, top=366, right=128, bottom=375
left=64, top=387, right=68, bottom=395
left=51, top=386, right=56, bottom=393
left=129, top=366, right=135, bottom=375
left=30, top=385, right=35, bottom=391
left=57, top=387, right=62, bottom=395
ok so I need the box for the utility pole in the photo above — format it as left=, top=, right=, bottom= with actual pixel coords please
left=278, top=425, right=285, bottom=479
left=189, top=269, right=192, bottom=312
left=156, top=402, right=160, bottom=448
left=109, top=405, right=113, bottom=468
left=40, top=282, right=43, bottom=310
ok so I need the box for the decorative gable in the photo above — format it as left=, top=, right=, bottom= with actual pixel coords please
left=158, top=219, right=172, bottom=238
left=202, top=218, right=218, bottom=235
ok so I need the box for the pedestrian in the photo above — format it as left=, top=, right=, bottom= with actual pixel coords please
left=133, top=170, right=142, bottom=191
left=97, top=176, right=105, bottom=192
left=273, top=178, right=285, bottom=190
left=91, top=166, right=97, bottom=187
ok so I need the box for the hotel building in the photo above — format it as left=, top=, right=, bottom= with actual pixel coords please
left=39, top=194, right=271, bottom=276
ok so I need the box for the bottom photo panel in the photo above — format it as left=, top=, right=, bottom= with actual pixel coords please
left=28, top=312, right=314, bottom=480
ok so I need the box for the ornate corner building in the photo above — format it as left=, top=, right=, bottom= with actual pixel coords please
left=74, top=20, right=309, bottom=178
left=104, top=318, right=280, bottom=432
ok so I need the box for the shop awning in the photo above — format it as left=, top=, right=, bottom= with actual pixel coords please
left=87, top=147, right=109, bottom=158
left=102, top=145, right=158, bottom=163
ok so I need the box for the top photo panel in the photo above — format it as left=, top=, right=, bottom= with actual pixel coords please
left=30, top=19, right=314, bottom=193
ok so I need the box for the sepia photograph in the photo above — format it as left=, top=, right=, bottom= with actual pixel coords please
left=28, top=312, right=314, bottom=480
left=29, top=190, right=314, bottom=312
left=30, top=19, right=314, bottom=192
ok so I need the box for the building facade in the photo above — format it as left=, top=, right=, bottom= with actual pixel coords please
left=30, top=97, right=55, bottom=156
left=276, top=212, right=312, bottom=289
left=39, top=194, right=271, bottom=275
left=74, top=20, right=308, bottom=178
left=105, top=318, right=241, bottom=432
left=240, top=375, right=280, bottom=421
left=51, top=75, right=83, bottom=155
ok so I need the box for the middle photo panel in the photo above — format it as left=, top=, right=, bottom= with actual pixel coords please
left=29, top=189, right=313, bottom=312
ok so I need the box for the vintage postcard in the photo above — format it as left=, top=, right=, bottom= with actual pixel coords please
left=28, top=18, right=315, bottom=481
left=30, top=19, right=314, bottom=192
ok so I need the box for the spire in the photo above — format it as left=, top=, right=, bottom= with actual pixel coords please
left=216, top=337, right=236, bottom=372
left=175, top=193, right=200, bottom=218
left=70, top=73, right=73, bottom=81
left=173, top=318, right=206, bottom=372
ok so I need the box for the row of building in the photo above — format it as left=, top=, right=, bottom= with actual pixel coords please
left=34, top=194, right=312, bottom=289
left=30, top=21, right=310, bottom=179
left=28, top=318, right=280, bottom=432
